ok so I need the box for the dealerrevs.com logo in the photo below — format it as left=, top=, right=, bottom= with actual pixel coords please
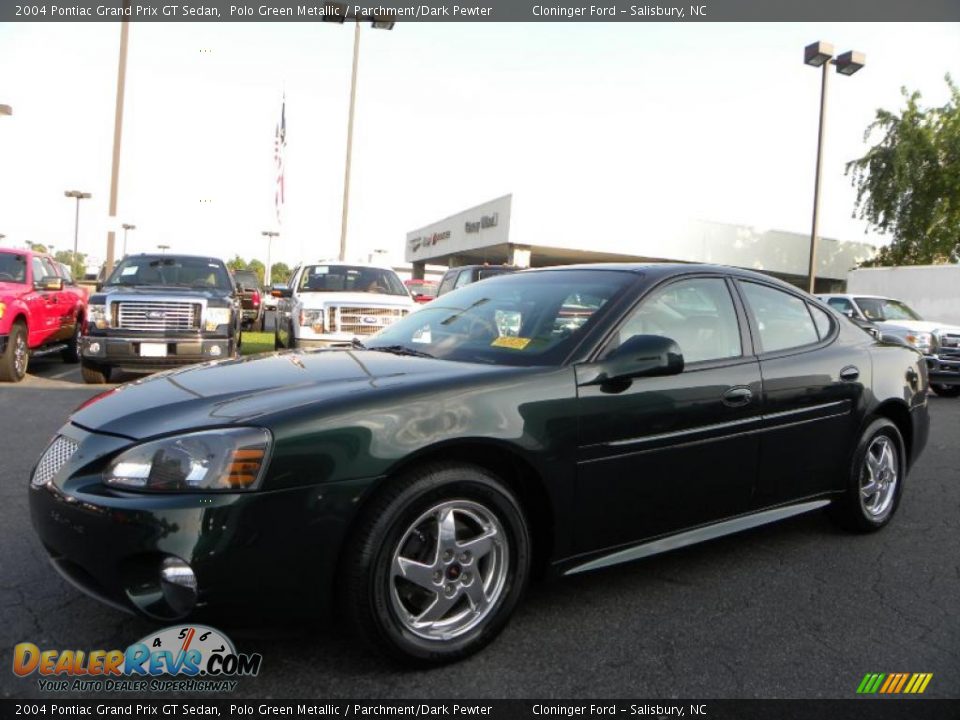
left=13, top=625, right=262, bottom=693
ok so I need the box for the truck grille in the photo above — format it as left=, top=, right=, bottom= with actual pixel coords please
left=33, top=436, right=79, bottom=487
left=117, top=301, right=199, bottom=331
left=939, top=334, right=960, bottom=359
left=326, top=306, right=410, bottom=336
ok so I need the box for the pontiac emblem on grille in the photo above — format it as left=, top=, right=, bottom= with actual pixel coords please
left=147, top=310, right=166, bottom=320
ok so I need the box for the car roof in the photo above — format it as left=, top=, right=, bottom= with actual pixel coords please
left=519, top=262, right=812, bottom=288
left=819, top=293, right=889, bottom=300
left=125, top=253, right=224, bottom=263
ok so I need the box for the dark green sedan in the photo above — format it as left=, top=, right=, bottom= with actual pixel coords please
left=29, top=264, right=929, bottom=664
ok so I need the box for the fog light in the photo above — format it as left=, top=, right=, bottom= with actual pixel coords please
left=159, top=557, right=197, bottom=616
left=88, top=342, right=101, bottom=354
left=209, top=345, right=222, bottom=357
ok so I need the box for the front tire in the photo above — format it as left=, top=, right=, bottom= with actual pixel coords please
left=62, top=319, right=82, bottom=364
left=828, top=418, right=905, bottom=532
left=81, top=360, right=111, bottom=384
left=931, top=383, right=960, bottom=398
left=0, top=322, right=28, bottom=382
left=339, top=463, right=531, bottom=665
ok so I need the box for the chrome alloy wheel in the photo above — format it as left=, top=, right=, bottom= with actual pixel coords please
left=13, top=332, right=27, bottom=378
left=860, top=435, right=899, bottom=520
left=389, top=500, right=508, bottom=641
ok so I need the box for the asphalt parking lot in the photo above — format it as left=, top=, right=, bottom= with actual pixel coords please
left=1, top=354, right=958, bottom=700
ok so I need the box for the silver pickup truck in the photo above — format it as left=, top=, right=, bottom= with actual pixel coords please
left=819, top=293, right=960, bottom=397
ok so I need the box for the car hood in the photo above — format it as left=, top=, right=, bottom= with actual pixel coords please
left=875, top=319, right=960, bottom=335
left=97, top=285, right=233, bottom=302
left=71, top=349, right=511, bottom=440
left=296, top=291, right=414, bottom=309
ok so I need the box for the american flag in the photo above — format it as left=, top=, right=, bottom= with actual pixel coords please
left=274, top=96, right=286, bottom=224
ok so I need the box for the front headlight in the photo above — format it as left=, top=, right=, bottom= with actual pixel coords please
left=204, top=307, right=232, bottom=331
left=89, top=303, right=109, bottom=330
left=300, top=309, right=324, bottom=332
left=905, top=332, right=933, bottom=353
left=104, top=427, right=271, bottom=492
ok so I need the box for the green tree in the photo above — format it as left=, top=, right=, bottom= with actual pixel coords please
left=54, top=250, right=87, bottom=280
left=270, top=262, right=291, bottom=285
left=226, top=255, right=247, bottom=272
left=26, top=241, right=48, bottom=254
left=847, top=75, right=960, bottom=266
left=247, top=259, right=265, bottom=285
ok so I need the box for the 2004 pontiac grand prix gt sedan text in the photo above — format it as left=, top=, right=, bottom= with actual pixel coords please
left=29, top=264, right=929, bottom=664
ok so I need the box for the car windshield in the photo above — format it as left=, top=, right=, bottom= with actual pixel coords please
left=364, top=269, right=634, bottom=366
left=0, top=252, right=28, bottom=283
left=298, top=265, right=408, bottom=296
left=233, top=271, right=260, bottom=288
left=106, top=256, right=232, bottom=291
left=855, top=297, right=922, bottom=322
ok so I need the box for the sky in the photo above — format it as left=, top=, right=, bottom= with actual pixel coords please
left=0, top=21, right=957, bottom=272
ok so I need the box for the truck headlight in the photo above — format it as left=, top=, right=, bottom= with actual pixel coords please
left=104, top=427, right=271, bottom=492
left=0, top=302, right=5, bottom=320
left=204, top=307, right=232, bottom=331
left=89, top=303, right=109, bottom=330
left=300, top=309, right=324, bottom=333
left=905, top=332, right=933, bottom=353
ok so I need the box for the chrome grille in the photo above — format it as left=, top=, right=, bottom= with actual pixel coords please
left=33, top=436, right=79, bottom=487
left=328, top=306, right=410, bottom=336
left=939, top=334, right=960, bottom=359
left=117, top=301, right=199, bottom=331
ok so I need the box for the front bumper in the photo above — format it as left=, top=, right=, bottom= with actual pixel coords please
left=29, top=423, right=371, bottom=621
left=82, top=334, right=234, bottom=372
left=925, top=354, right=960, bottom=386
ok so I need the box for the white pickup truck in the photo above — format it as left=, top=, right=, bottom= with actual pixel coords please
left=273, top=262, right=416, bottom=349
left=819, top=292, right=960, bottom=398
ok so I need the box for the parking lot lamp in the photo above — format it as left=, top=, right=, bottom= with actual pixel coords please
left=157, top=244, right=170, bottom=254
left=323, top=5, right=395, bottom=262
left=122, top=223, right=136, bottom=256
left=262, top=231, right=279, bottom=286
left=804, top=41, right=866, bottom=294
left=64, top=190, right=92, bottom=259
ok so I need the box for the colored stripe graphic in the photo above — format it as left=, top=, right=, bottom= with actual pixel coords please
left=858, top=673, right=932, bottom=694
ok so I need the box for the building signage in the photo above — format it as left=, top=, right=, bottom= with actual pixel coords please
left=409, top=230, right=452, bottom=253
left=465, top=213, right=499, bottom=234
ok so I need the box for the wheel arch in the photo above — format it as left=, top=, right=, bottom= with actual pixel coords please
left=359, top=439, right=556, bottom=577
left=869, top=399, right=913, bottom=469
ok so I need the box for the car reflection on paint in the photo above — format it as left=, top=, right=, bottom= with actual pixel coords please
left=29, top=263, right=929, bottom=665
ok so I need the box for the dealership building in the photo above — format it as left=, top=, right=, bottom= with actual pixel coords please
left=405, top=194, right=876, bottom=292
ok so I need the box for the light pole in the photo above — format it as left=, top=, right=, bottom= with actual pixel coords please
left=804, top=41, right=865, bottom=294
left=121, top=223, right=136, bottom=256
left=323, top=5, right=395, bottom=262
left=104, top=0, right=132, bottom=279
left=157, top=244, right=170, bottom=254
left=261, top=231, right=279, bottom=286
left=64, top=190, right=92, bottom=260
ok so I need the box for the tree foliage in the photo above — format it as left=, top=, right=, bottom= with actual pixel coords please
left=270, top=262, right=291, bottom=285
left=54, top=250, right=87, bottom=280
left=226, top=255, right=248, bottom=272
left=847, top=75, right=960, bottom=266
left=247, top=259, right=265, bottom=285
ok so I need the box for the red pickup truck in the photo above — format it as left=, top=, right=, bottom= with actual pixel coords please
left=0, top=247, right=89, bottom=382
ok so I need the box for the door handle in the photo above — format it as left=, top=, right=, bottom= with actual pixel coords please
left=721, top=386, right=753, bottom=407
left=840, top=366, right=860, bottom=382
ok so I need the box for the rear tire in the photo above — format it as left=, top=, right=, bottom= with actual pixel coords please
left=81, top=360, right=110, bottom=384
left=931, top=383, right=960, bottom=398
left=0, top=322, right=28, bottom=382
left=339, top=463, right=531, bottom=665
left=828, top=417, right=905, bottom=533
left=61, top=319, right=82, bottom=364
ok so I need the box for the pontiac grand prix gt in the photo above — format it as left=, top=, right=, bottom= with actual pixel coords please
left=29, top=264, right=929, bottom=664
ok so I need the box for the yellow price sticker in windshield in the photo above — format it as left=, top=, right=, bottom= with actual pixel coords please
left=491, top=336, right=531, bottom=350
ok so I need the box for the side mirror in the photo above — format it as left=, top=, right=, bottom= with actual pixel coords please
left=271, top=285, right=292, bottom=298
left=578, top=334, right=684, bottom=386
left=95, top=282, right=104, bottom=292
left=39, top=277, right=64, bottom=291
left=843, top=309, right=855, bottom=319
